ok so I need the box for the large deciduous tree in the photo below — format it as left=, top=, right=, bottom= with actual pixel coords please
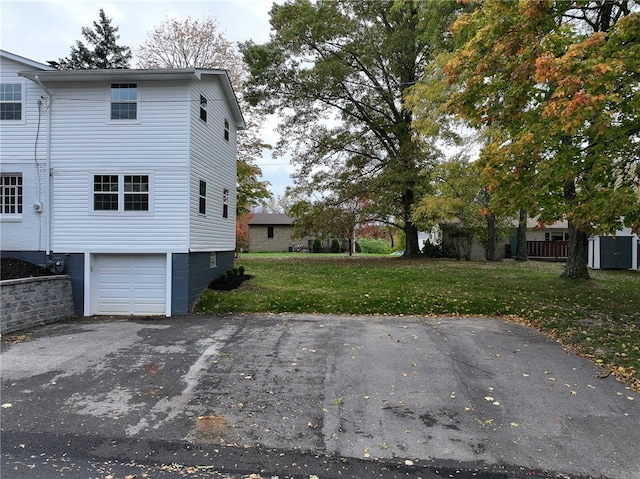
left=137, top=16, right=272, bottom=216
left=58, top=9, right=132, bottom=69
left=241, top=0, right=465, bottom=257
left=443, top=0, right=639, bottom=278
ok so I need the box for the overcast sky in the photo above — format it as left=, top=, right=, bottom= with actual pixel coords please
left=1, top=0, right=294, bottom=200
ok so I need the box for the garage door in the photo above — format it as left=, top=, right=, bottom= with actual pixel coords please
left=92, top=254, right=167, bottom=315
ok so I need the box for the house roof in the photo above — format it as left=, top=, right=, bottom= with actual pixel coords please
left=7, top=50, right=245, bottom=129
left=248, top=213, right=293, bottom=226
left=0, top=50, right=56, bottom=71
left=526, top=218, right=568, bottom=229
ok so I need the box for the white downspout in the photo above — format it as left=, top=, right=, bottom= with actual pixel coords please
left=34, top=75, right=52, bottom=255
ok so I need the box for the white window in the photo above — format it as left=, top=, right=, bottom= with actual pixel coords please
left=199, top=180, right=207, bottom=215
left=92, top=174, right=150, bottom=212
left=200, top=95, right=207, bottom=122
left=0, top=83, right=23, bottom=121
left=1, top=174, right=22, bottom=215
left=222, top=188, right=229, bottom=218
left=110, top=83, right=137, bottom=120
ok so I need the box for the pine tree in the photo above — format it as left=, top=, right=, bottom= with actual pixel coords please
left=58, top=9, right=132, bottom=69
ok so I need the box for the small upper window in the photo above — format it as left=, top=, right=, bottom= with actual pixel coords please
left=267, top=226, right=274, bottom=238
left=200, top=95, right=207, bottom=122
left=199, top=180, right=207, bottom=215
left=0, top=84, right=22, bottom=121
left=1, top=174, right=23, bottom=214
left=110, top=84, right=137, bottom=120
left=222, top=188, right=229, bottom=218
left=224, top=119, right=230, bottom=141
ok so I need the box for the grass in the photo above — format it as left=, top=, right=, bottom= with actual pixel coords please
left=194, top=253, right=640, bottom=391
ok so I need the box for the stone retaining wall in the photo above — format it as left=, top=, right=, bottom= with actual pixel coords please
left=1, top=276, right=75, bottom=334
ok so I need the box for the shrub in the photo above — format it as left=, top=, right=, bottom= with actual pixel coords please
left=238, top=265, right=245, bottom=275
left=422, top=240, right=458, bottom=259
left=357, top=238, right=392, bottom=254
left=422, top=240, right=443, bottom=258
left=232, top=267, right=239, bottom=277
left=331, top=238, right=341, bottom=253
left=312, top=238, right=322, bottom=253
left=219, top=271, right=229, bottom=283
left=355, top=242, right=362, bottom=253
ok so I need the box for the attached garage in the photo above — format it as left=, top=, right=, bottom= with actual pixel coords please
left=90, top=254, right=168, bottom=316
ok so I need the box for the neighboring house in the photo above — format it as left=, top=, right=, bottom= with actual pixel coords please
left=248, top=213, right=313, bottom=252
left=0, top=50, right=245, bottom=316
left=521, top=219, right=569, bottom=259
left=438, top=220, right=510, bottom=260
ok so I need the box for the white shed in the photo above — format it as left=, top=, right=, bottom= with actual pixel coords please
left=588, top=228, right=639, bottom=270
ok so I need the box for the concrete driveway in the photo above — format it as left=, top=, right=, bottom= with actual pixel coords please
left=1, top=314, right=639, bottom=478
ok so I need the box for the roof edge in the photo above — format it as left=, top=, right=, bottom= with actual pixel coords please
left=1, top=50, right=56, bottom=71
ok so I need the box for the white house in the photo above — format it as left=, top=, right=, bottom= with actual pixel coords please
left=0, top=50, right=245, bottom=316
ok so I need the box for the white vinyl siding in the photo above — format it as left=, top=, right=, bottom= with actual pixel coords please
left=0, top=57, right=49, bottom=251
left=52, top=170, right=188, bottom=251
left=189, top=76, right=237, bottom=251
left=48, top=81, right=191, bottom=251
left=0, top=58, right=45, bottom=156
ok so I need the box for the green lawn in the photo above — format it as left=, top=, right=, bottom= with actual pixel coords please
left=195, top=253, right=640, bottom=391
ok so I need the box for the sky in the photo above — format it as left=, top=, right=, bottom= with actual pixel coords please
left=0, top=0, right=294, bottom=199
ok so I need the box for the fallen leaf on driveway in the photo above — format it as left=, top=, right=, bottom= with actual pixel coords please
left=1, top=403, right=12, bottom=408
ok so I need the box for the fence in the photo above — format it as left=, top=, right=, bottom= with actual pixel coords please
left=527, top=240, right=568, bottom=258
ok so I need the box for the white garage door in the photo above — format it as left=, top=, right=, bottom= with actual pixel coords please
left=92, top=254, right=167, bottom=315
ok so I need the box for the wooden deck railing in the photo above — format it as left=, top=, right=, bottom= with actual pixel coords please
left=527, top=240, right=568, bottom=258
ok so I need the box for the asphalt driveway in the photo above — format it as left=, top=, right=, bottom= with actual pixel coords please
left=1, top=314, right=639, bottom=478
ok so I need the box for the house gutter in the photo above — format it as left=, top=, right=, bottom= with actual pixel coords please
left=34, top=75, right=52, bottom=255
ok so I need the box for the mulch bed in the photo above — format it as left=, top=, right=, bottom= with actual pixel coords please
left=207, top=274, right=253, bottom=291
left=1, top=257, right=52, bottom=281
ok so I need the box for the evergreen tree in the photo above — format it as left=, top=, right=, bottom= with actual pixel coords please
left=58, top=9, right=132, bottom=69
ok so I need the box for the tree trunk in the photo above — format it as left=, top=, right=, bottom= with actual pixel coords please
left=562, top=220, right=590, bottom=279
left=562, top=179, right=590, bottom=279
left=402, top=186, right=421, bottom=257
left=516, top=209, right=528, bottom=261
left=486, top=214, right=497, bottom=261
left=349, top=229, right=355, bottom=256
left=404, top=221, right=421, bottom=257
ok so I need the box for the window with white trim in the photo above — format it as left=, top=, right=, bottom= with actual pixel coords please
left=222, top=188, right=229, bottom=218
left=110, top=83, right=137, bottom=120
left=124, top=175, right=149, bottom=211
left=93, top=174, right=149, bottom=212
left=200, top=95, right=207, bottom=122
left=1, top=174, right=22, bottom=215
left=224, top=119, right=230, bottom=141
left=199, top=180, right=207, bottom=215
left=0, top=83, right=23, bottom=121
